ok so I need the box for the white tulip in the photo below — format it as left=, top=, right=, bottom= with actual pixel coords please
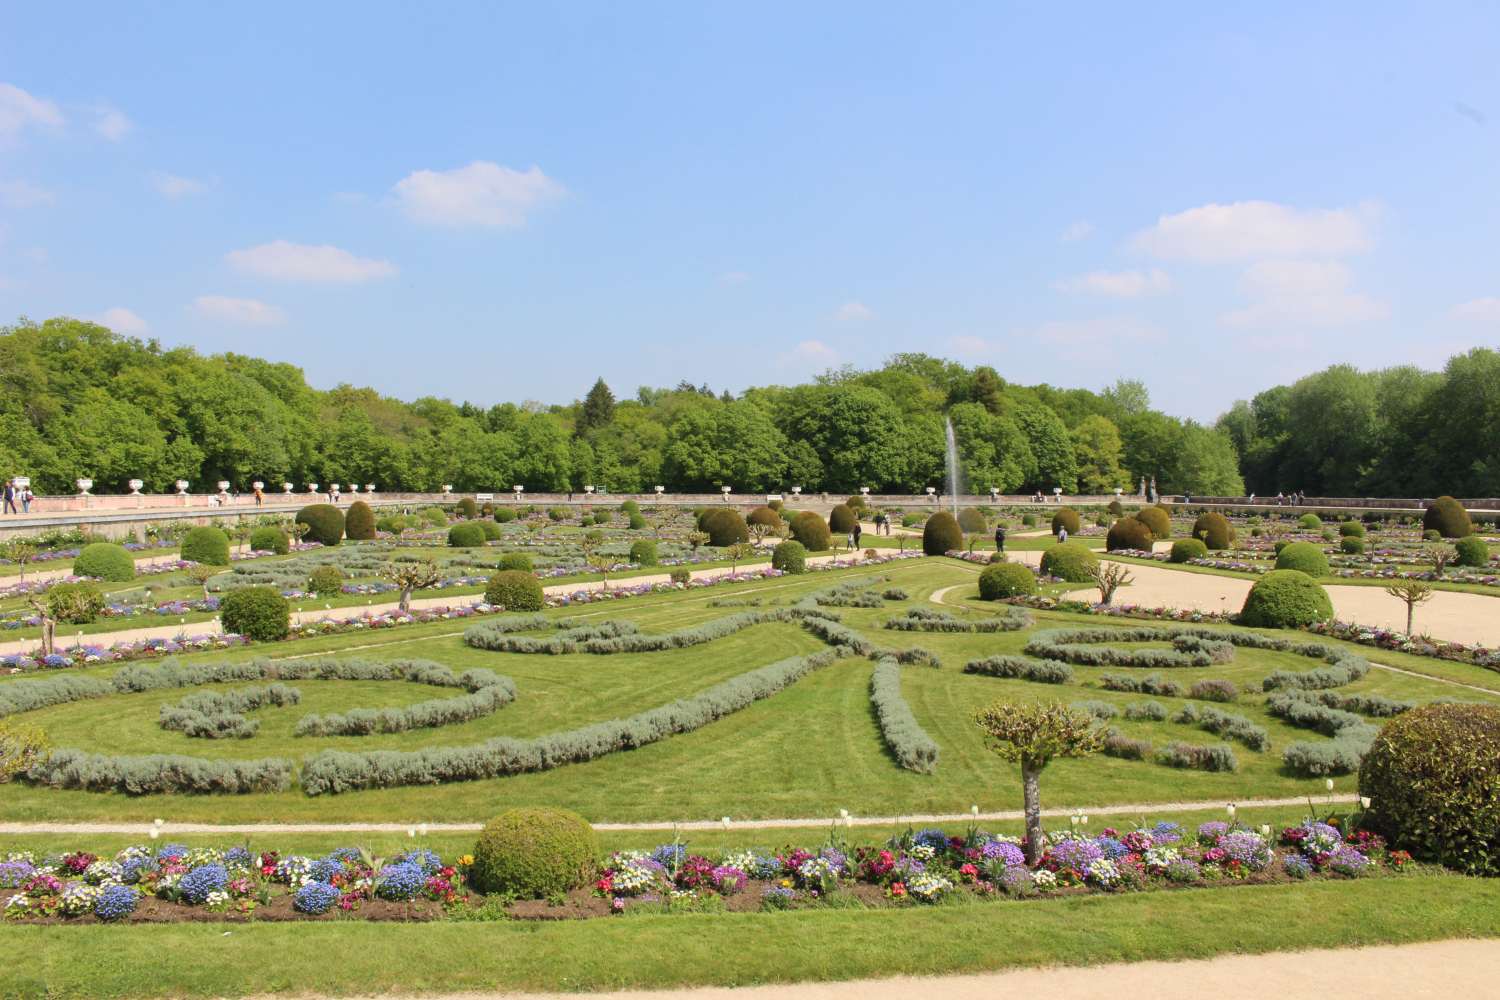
left=149, top=828, right=159, bottom=840
left=1361, top=796, right=1372, bottom=809
left=154, top=818, right=164, bottom=827
left=1325, top=778, right=1335, bottom=792
left=971, top=805, right=979, bottom=816
left=407, top=828, right=416, bottom=838
left=418, top=823, right=428, bottom=837
left=1227, top=804, right=1236, bottom=819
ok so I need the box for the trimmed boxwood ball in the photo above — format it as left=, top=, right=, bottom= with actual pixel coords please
left=767, top=499, right=784, bottom=512
left=1190, top=512, right=1235, bottom=550
left=1169, top=538, right=1208, bottom=563
left=309, top=565, right=343, bottom=597
left=249, top=526, right=290, bottom=555
left=901, top=512, right=925, bottom=528
left=496, top=552, right=534, bottom=573
left=477, top=520, right=503, bottom=541
left=1106, top=499, right=1124, bottom=516
left=828, top=503, right=858, bottom=533
left=747, top=505, right=783, bottom=529
left=1273, top=539, right=1291, bottom=556
left=1297, top=513, right=1322, bottom=530
left=485, top=570, right=544, bottom=611
left=548, top=507, right=569, bottom=522
left=1321, top=529, right=1336, bottom=542
left=629, top=539, right=659, bottom=566
left=423, top=507, right=448, bottom=528
left=978, top=561, right=1036, bottom=600
left=922, top=511, right=963, bottom=556
left=481, top=502, right=495, bottom=517
left=456, top=497, right=479, bottom=520
left=771, top=539, right=807, bottom=573
left=72, top=543, right=136, bottom=582
left=1106, top=517, right=1154, bottom=552
left=790, top=511, right=832, bottom=551
left=1275, top=540, right=1329, bottom=577
left=1338, top=521, right=1365, bottom=538
left=495, top=507, right=517, bottom=523
left=956, top=507, right=988, bottom=533
left=591, top=511, right=610, bottom=524
left=447, top=523, right=486, bottom=547
left=295, top=504, right=345, bottom=548
left=701, top=509, right=749, bottom=547
left=49, top=581, right=104, bottom=624
left=1340, top=537, right=1365, bottom=555
left=1239, top=569, right=1333, bottom=628
left=1020, top=513, right=1038, bottom=527
left=1359, top=703, right=1500, bottom=876
left=1050, top=506, right=1081, bottom=536
left=1422, top=529, right=1441, bottom=542
left=1455, top=536, right=1490, bottom=568
left=181, top=525, right=232, bottom=565
left=1423, top=495, right=1473, bottom=538
left=220, top=586, right=291, bottom=642
left=1133, top=506, right=1170, bottom=539
left=621, top=500, right=640, bottom=515
left=343, top=500, right=376, bottom=540
left=845, top=495, right=867, bottom=510
left=471, top=807, right=598, bottom=899
left=627, top=513, right=648, bottom=530
left=1039, top=541, right=1098, bottom=582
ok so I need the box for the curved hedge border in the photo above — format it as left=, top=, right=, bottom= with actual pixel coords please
left=295, top=669, right=517, bottom=737
left=159, top=683, right=302, bottom=739
left=1267, top=691, right=1381, bottom=776
left=869, top=657, right=940, bottom=773
left=885, top=606, right=1034, bottom=633
left=961, top=654, right=1073, bottom=684
left=1024, top=627, right=1235, bottom=669
left=1171, top=702, right=1271, bottom=752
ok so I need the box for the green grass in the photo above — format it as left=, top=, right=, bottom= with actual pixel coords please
left=0, top=875, right=1494, bottom=999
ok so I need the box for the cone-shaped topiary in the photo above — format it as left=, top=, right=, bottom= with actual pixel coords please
left=1338, top=521, right=1365, bottom=538
left=1275, top=540, right=1329, bottom=577
left=1169, top=538, right=1208, bottom=563
left=701, top=509, right=750, bottom=547
left=1239, top=569, right=1333, bottom=628
left=1106, top=499, right=1124, bottom=516
left=485, top=570, right=544, bottom=611
left=772, top=539, right=807, bottom=573
left=1133, top=506, right=1170, bottom=539
left=181, top=526, right=231, bottom=566
left=470, top=807, right=598, bottom=899
left=978, top=561, right=1037, bottom=599
left=1050, top=506, right=1081, bottom=536
left=221, top=586, right=290, bottom=642
left=747, top=506, right=783, bottom=529
left=957, top=507, right=988, bottom=533
left=456, top=497, right=479, bottom=520
left=790, top=511, right=831, bottom=551
left=1191, top=512, right=1235, bottom=550
left=496, top=552, right=534, bottom=573
left=250, top=527, right=290, bottom=554
left=1106, top=517, right=1153, bottom=552
left=629, top=539, right=658, bottom=566
left=1039, top=541, right=1098, bottom=582
left=344, top=500, right=376, bottom=540
left=922, top=511, right=963, bottom=555
left=1455, top=536, right=1490, bottom=568
left=447, top=523, right=485, bottom=547
left=1359, top=703, right=1500, bottom=876
left=1423, top=496, right=1473, bottom=538
left=828, top=504, right=858, bottom=533
left=72, top=543, right=136, bottom=582
left=295, top=504, right=345, bottom=548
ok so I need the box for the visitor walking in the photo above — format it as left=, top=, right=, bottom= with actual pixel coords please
left=852, top=521, right=862, bottom=549
left=1057, top=526, right=1068, bottom=545
left=20, top=485, right=32, bottom=513
left=994, top=524, right=1006, bottom=553
left=254, top=485, right=263, bottom=506
left=2, top=480, right=15, bottom=515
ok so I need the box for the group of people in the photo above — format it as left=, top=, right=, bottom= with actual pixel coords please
left=1274, top=492, right=1307, bottom=506
left=2, top=480, right=32, bottom=514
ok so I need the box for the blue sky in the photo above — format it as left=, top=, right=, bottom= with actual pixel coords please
left=2, top=2, right=1498, bottom=421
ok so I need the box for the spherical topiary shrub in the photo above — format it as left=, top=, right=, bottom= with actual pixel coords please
left=591, top=511, right=610, bottom=524
left=1133, top=506, right=1170, bottom=539
left=49, top=582, right=104, bottom=624
left=476, top=520, right=502, bottom=541
left=1422, top=529, right=1441, bottom=542
left=1423, top=496, right=1474, bottom=538
left=1275, top=540, right=1329, bottom=578
left=621, top=500, right=640, bottom=515
left=1297, top=513, right=1322, bottom=530
left=548, top=507, right=568, bottom=522
left=1341, top=537, right=1365, bottom=555
left=978, top=562, right=1037, bottom=600
left=767, top=499, right=784, bottom=512
left=448, top=523, right=486, bottom=547
left=343, top=501, right=376, bottom=540
left=1239, top=569, right=1333, bottom=628
left=922, top=511, right=963, bottom=556
left=181, top=525, right=232, bottom=566
left=845, top=495, right=867, bottom=510
left=772, top=539, right=807, bottom=573
left=1455, top=536, right=1490, bottom=568
left=1169, top=538, right=1208, bottom=563
left=1049, top=506, right=1081, bottom=537
left=496, top=552, right=534, bottom=573
left=627, top=513, right=648, bottom=531
left=249, top=526, right=290, bottom=555
left=1020, top=513, right=1038, bottom=527
left=629, top=539, right=659, bottom=566
left=220, top=586, right=291, bottom=642
left=1359, top=703, right=1500, bottom=876
left=485, top=570, right=544, bottom=611
left=701, top=509, right=750, bottom=547
left=1106, top=517, right=1154, bottom=552
left=790, top=511, right=832, bottom=551
left=747, top=505, right=783, bottom=529
left=309, top=565, right=343, bottom=597
left=470, top=807, right=598, bottom=899
left=495, top=507, right=517, bottom=523
left=481, top=502, right=496, bottom=518
left=72, top=543, right=136, bottom=582
left=424, top=507, right=448, bottom=528
left=1339, top=521, right=1365, bottom=538
left=295, top=504, right=345, bottom=548
left=1039, top=541, right=1098, bottom=582
left=1190, top=512, right=1235, bottom=550
left=456, top=497, right=479, bottom=520
left=902, top=512, right=924, bottom=528
left=828, top=504, right=858, bottom=533
left=1106, top=499, right=1124, bottom=516
left=957, top=507, right=988, bottom=534
left=1273, top=539, right=1291, bottom=556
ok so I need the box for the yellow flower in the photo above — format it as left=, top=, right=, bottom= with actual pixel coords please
left=779, top=879, right=791, bottom=888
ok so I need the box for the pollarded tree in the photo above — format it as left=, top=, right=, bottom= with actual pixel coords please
left=383, top=556, right=444, bottom=612
left=973, top=699, right=1106, bottom=864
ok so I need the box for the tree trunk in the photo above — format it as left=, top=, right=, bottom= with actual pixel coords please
left=1022, top=762, right=1043, bottom=865
left=400, top=586, right=413, bottom=612
left=41, top=615, right=54, bottom=657
left=1406, top=601, right=1414, bottom=635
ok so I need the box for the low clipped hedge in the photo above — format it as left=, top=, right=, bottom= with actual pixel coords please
left=1191, top=512, right=1235, bottom=550
left=978, top=561, right=1036, bottom=600
left=344, top=501, right=376, bottom=540
left=789, top=511, right=831, bottom=551
left=957, top=507, right=987, bottom=533
left=73, top=543, right=136, bottom=582
left=771, top=540, right=807, bottom=573
left=309, top=566, right=343, bottom=597
left=485, top=570, right=544, bottom=611
left=470, top=807, right=598, bottom=899
left=49, top=582, right=104, bottom=624
left=629, top=539, right=659, bottom=566
left=181, top=526, right=231, bottom=566
left=1359, top=703, right=1500, bottom=876
left=220, top=586, right=291, bottom=642
left=922, top=511, right=963, bottom=555
left=496, top=552, right=534, bottom=573
left=1169, top=538, right=1208, bottom=563
left=1039, top=541, right=1098, bottom=582
left=1133, top=506, right=1170, bottom=539
left=747, top=505, right=782, bottom=529
left=1050, top=506, right=1081, bottom=536
left=828, top=504, right=858, bottom=533
left=702, top=508, right=750, bottom=547
left=1423, top=495, right=1473, bottom=538
left=295, top=504, right=345, bottom=548
left=448, top=523, right=486, bottom=547
left=1275, top=540, right=1329, bottom=577
left=1455, top=536, right=1490, bottom=568
left=249, top=527, right=290, bottom=555
left=1239, top=570, right=1333, bottom=628
left=1106, top=517, right=1154, bottom=552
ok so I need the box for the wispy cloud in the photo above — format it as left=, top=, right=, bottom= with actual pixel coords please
left=92, top=108, right=133, bottom=140
left=831, top=302, right=873, bottom=322
left=1220, top=294, right=1385, bottom=329
left=1450, top=297, right=1500, bottom=323
left=151, top=171, right=207, bottom=198
left=777, top=340, right=840, bottom=367
left=0, top=179, right=55, bottom=209
left=391, top=161, right=565, bottom=227
left=1132, top=201, right=1377, bottom=262
left=225, top=240, right=397, bottom=282
left=1051, top=268, right=1173, bottom=297
left=1060, top=220, right=1094, bottom=243
left=192, top=296, right=287, bottom=324
left=1237, top=259, right=1353, bottom=298
left=88, top=307, right=149, bottom=333
left=0, top=83, right=64, bottom=135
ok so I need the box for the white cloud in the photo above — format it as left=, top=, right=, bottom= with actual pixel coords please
left=93, top=108, right=133, bottom=140
left=777, top=340, right=840, bottom=367
left=1132, top=201, right=1377, bottom=262
left=0, top=179, right=55, bottom=208
left=1450, top=298, right=1500, bottom=323
left=831, top=301, right=873, bottom=322
left=391, top=161, right=565, bottom=227
left=1237, top=260, right=1353, bottom=298
left=717, top=271, right=749, bottom=283
left=1220, top=294, right=1385, bottom=329
left=192, top=296, right=287, bottom=324
left=1051, top=268, right=1173, bottom=297
left=89, top=307, right=149, bottom=333
left=1060, top=220, right=1094, bottom=243
left=151, top=171, right=206, bottom=197
left=225, top=240, right=397, bottom=282
left=0, top=84, right=64, bottom=135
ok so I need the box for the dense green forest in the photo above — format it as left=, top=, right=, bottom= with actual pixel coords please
left=0, top=317, right=1493, bottom=498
